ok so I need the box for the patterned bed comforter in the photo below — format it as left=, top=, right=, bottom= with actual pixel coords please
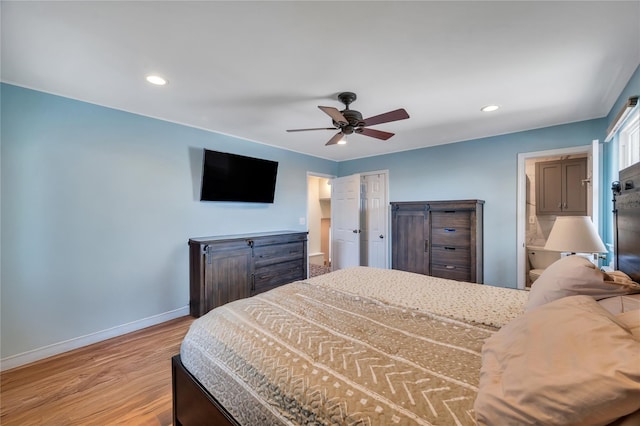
left=180, top=267, right=528, bottom=425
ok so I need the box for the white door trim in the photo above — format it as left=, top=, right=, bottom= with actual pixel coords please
left=516, top=144, right=598, bottom=289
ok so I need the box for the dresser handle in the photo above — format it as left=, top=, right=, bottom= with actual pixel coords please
left=445, top=265, right=456, bottom=269
left=444, top=247, right=456, bottom=251
left=444, top=228, right=456, bottom=233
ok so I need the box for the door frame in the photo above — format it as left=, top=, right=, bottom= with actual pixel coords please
left=516, top=141, right=600, bottom=289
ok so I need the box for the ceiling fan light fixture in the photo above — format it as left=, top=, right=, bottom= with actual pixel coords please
left=287, top=92, right=409, bottom=146
left=481, top=104, right=500, bottom=112
left=146, top=75, right=167, bottom=86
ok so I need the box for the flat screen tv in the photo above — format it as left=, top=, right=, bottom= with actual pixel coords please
left=200, top=149, right=278, bottom=203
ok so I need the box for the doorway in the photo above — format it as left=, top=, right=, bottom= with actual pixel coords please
left=307, top=173, right=333, bottom=277
left=516, top=141, right=601, bottom=289
left=330, top=171, right=390, bottom=271
left=307, top=170, right=390, bottom=276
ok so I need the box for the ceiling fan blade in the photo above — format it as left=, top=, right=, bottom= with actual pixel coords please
left=362, top=108, right=410, bottom=127
left=358, top=128, right=395, bottom=140
left=286, top=127, right=336, bottom=132
left=325, top=132, right=345, bottom=146
left=318, top=106, right=348, bottom=125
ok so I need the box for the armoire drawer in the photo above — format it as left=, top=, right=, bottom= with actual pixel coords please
left=253, top=242, right=305, bottom=267
left=431, top=211, right=470, bottom=228
left=431, top=246, right=470, bottom=267
left=431, top=227, right=471, bottom=246
left=431, top=264, right=471, bottom=282
left=253, top=260, right=304, bottom=293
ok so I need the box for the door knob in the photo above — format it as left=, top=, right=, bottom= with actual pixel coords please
left=379, top=234, right=384, bottom=239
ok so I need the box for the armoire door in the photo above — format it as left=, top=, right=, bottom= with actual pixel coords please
left=391, top=202, right=429, bottom=274
left=204, top=247, right=252, bottom=311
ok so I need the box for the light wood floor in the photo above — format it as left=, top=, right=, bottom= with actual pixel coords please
left=0, top=316, right=194, bottom=426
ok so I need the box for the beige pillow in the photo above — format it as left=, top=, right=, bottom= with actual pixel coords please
left=475, top=295, right=640, bottom=426
left=526, top=255, right=640, bottom=312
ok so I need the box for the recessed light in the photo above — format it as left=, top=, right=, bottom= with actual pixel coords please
left=146, top=75, right=167, bottom=86
left=481, top=104, right=500, bottom=112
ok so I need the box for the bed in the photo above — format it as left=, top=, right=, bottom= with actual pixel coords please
left=173, top=164, right=640, bottom=426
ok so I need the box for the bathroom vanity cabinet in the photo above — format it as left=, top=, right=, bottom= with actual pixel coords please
left=391, top=200, right=484, bottom=283
left=536, top=158, right=588, bottom=215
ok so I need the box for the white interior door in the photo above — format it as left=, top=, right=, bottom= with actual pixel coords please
left=331, top=174, right=361, bottom=270
left=361, top=172, right=389, bottom=269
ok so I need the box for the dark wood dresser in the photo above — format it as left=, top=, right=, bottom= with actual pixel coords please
left=391, top=200, right=484, bottom=283
left=188, top=231, right=307, bottom=317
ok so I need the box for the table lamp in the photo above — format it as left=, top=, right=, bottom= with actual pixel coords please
left=544, top=216, right=607, bottom=254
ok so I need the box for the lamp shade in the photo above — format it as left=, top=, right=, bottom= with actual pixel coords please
left=544, top=216, right=607, bottom=253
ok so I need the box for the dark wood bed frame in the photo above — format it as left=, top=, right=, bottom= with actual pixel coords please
left=172, top=162, right=640, bottom=426
left=613, top=162, right=640, bottom=282
left=172, top=355, right=240, bottom=426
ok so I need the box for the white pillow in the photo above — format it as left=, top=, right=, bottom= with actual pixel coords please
left=525, top=255, right=640, bottom=312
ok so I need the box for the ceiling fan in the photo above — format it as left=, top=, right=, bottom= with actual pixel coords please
left=287, top=92, right=410, bottom=146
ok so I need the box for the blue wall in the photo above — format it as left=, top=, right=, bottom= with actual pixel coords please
left=338, top=119, right=607, bottom=287
left=1, top=84, right=337, bottom=359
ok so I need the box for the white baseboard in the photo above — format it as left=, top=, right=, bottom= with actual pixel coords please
left=0, top=305, right=190, bottom=372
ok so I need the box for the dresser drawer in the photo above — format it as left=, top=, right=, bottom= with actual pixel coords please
left=431, top=227, right=471, bottom=246
left=253, top=242, right=305, bottom=267
left=253, top=260, right=304, bottom=293
left=431, top=264, right=471, bottom=282
left=431, top=211, right=470, bottom=228
left=431, top=246, right=470, bottom=267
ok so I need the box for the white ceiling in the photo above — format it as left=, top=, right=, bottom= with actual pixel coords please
left=2, top=1, right=639, bottom=161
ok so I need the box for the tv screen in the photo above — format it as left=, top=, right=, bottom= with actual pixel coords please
left=200, top=149, right=278, bottom=203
